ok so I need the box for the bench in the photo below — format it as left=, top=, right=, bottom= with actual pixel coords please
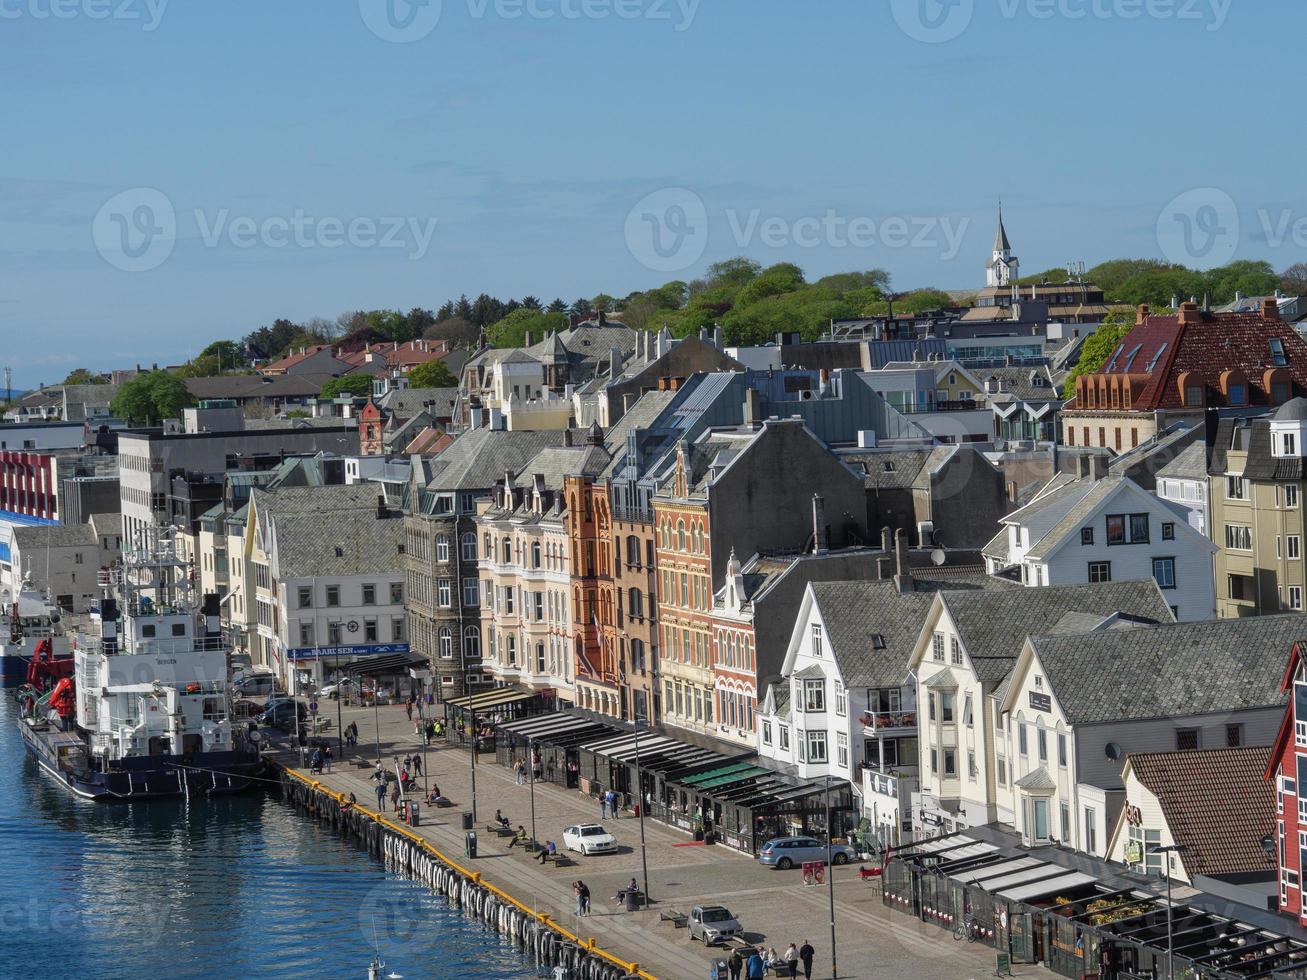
left=539, top=852, right=575, bottom=868
left=660, top=909, right=689, bottom=928
left=486, top=824, right=516, bottom=838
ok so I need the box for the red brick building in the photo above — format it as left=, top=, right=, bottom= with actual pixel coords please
left=1063, top=300, right=1307, bottom=453
left=1266, top=640, right=1307, bottom=921
left=358, top=400, right=383, bottom=455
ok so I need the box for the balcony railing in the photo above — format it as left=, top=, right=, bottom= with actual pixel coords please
left=859, top=710, right=917, bottom=733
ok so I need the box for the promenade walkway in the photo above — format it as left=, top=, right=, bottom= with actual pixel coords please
left=276, top=700, right=1053, bottom=980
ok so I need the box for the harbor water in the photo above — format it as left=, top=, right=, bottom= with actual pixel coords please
left=0, top=695, right=533, bottom=980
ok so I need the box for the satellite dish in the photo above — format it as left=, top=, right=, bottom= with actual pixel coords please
left=930, top=549, right=946, bottom=566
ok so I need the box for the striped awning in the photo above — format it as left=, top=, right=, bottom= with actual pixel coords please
left=443, top=687, right=536, bottom=711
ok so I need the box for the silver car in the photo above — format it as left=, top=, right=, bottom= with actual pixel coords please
left=757, top=836, right=857, bottom=870
left=688, top=905, right=742, bottom=945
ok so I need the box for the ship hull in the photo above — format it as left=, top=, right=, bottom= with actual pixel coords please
left=20, top=718, right=265, bottom=800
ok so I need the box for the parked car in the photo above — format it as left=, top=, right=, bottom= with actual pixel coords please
left=319, top=680, right=359, bottom=700
left=236, top=673, right=277, bottom=697
left=688, top=905, right=742, bottom=946
left=562, top=824, right=617, bottom=855
left=259, top=700, right=307, bottom=732
left=757, top=836, right=857, bottom=870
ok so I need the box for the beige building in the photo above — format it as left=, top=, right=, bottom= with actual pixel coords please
left=1210, top=403, right=1307, bottom=617
left=477, top=462, right=576, bottom=701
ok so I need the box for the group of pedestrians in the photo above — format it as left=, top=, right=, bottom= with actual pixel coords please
left=727, top=941, right=815, bottom=980
left=597, top=787, right=621, bottom=819
left=308, top=744, right=333, bottom=774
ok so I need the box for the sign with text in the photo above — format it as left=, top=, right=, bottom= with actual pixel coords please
left=1028, top=691, right=1052, bottom=713
left=287, top=643, right=410, bottom=660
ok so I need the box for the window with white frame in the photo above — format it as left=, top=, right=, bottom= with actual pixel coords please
left=1288, top=485, right=1301, bottom=509
left=834, top=681, right=846, bottom=716
left=761, top=721, right=772, bottom=746
left=950, top=636, right=962, bottom=665
left=836, top=732, right=848, bottom=768
left=803, top=678, right=825, bottom=712
left=435, top=534, right=449, bottom=562
left=1292, top=587, right=1304, bottom=611
left=438, top=579, right=452, bottom=607
left=1291, top=536, right=1302, bottom=560
left=778, top=725, right=790, bottom=750
left=805, top=730, right=827, bottom=763
left=1226, top=475, right=1249, bottom=500
left=932, top=632, right=945, bottom=662
left=811, top=623, right=823, bottom=657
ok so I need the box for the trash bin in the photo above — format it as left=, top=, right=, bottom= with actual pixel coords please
left=624, top=889, right=643, bottom=912
left=408, top=801, right=421, bottom=827
left=461, top=811, right=474, bottom=831
left=709, top=959, right=727, bottom=979
left=465, top=831, right=477, bottom=858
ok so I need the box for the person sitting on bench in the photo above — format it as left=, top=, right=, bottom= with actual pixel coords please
left=495, top=808, right=511, bottom=829
left=613, top=878, right=640, bottom=903
left=536, top=839, right=557, bottom=864
left=507, top=825, right=528, bottom=848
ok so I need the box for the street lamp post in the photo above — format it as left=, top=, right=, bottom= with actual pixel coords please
left=633, top=715, right=650, bottom=903
left=373, top=677, right=382, bottom=763
left=825, top=776, right=839, bottom=980
left=528, top=736, right=537, bottom=852
left=1149, top=843, right=1188, bottom=980
left=418, top=676, right=429, bottom=793
left=470, top=705, right=478, bottom=824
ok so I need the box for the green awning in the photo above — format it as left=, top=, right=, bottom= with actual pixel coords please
left=679, top=761, right=758, bottom=786
left=696, top=766, right=773, bottom=790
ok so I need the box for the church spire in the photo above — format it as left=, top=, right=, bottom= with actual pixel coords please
left=994, top=205, right=1011, bottom=253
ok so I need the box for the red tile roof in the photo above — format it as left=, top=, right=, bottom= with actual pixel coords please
left=1084, top=305, right=1307, bottom=411
left=1127, top=745, right=1276, bottom=878
left=339, top=340, right=452, bottom=370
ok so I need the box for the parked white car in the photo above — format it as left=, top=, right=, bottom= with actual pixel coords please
left=562, top=824, right=617, bottom=855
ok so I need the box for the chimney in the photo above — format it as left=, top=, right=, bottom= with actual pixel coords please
left=893, top=529, right=911, bottom=594
left=743, top=388, right=761, bottom=428
left=713, top=325, right=722, bottom=350
left=377, top=494, right=388, bottom=519
left=811, top=494, right=828, bottom=554
left=562, top=428, right=573, bottom=447
left=881, top=526, right=892, bottom=553
left=1235, top=290, right=1244, bottom=303
left=1006, top=480, right=1019, bottom=504
left=1076, top=454, right=1090, bottom=479
left=1263, top=298, right=1281, bottom=321
left=1178, top=301, right=1201, bottom=326
left=524, top=331, right=533, bottom=347
left=1137, top=304, right=1151, bottom=325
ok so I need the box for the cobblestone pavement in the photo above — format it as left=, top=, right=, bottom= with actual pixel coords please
left=277, top=701, right=1057, bottom=980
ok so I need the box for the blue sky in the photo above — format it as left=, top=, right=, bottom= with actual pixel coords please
left=3, top=0, right=1303, bottom=386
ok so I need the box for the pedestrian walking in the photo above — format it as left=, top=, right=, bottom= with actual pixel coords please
left=405, top=698, right=413, bottom=722
left=515, top=760, right=526, bottom=785
left=746, top=948, right=765, bottom=980
left=411, top=754, right=421, bottom=776
left=390, top=782, right=401, bottom=812
left=573, top=881, right=583, bottom=917
left=784, top=942, right=799, bottom=979
left=323, top=744, right=333, bottom=773
left=596, top=786, right=606, bottom=820
left=798, top=940, right=815, bottom=980
left=374, top=782, right=386, bottom=810
left=728, top=949, right=743, bottom=980
left=580, top=881, right=590, bottom=916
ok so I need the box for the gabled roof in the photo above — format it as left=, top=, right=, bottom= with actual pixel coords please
left=1028, top=615, right=1299, bottom=725
left=1014, top=766, right=1056, bottom=792
left=932, top=580, right=1173, bottom=685
left=1153, top=438, right=1209, bottom=481
left=271, top=510, right=404, bottom=579
left=1125, top=746, right=1274, bottom=878
left=422, top=428, right=569, bottom=493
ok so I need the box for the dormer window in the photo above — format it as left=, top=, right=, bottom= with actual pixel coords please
left=1286, top=433, right=1299, bottom=457
left=1229, top=383, right=1247, bottom=406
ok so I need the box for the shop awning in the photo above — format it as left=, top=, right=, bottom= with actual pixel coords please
left=679, top=761, right=759, bottom=787
left=952, top=857, right=1040, bottom=884
left=693, top=765, right=773, bottom=790
left=345, top=651, right=429, bottom=677
left=996, top=871, right=1096, bottom=903
left=914, top=834, right=975, bottom=854
left=976, top=864, right=1068, bottom=894
left=444, top=687, right=536, bottom=711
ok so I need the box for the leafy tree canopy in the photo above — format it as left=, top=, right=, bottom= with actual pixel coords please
left=63, top=368, right=110, bottom=385
left=318, top=374, right=375, bottom=399
left=407, top=359, right=458, bottom=388
left=1062, top=307, right=1137, bottom=400
left=111, top=370, right=196, bottom=424
left=487, top=309, right=569, bottom=348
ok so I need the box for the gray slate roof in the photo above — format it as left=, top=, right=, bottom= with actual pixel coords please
left=1029, top=615, right=1300, bottom=725
left=1154, top=439, right=1209, bottom=481
left=423, top=428, right=569, bottom=493
left=940, top=579, right=1173, bottom=685
left=13, top=523, right=96, bottom=549
left=254, top=483, right=383, bottom=516
left=272, top=510, right=405, bottom=578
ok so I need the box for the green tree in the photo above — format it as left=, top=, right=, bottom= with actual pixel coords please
left=407, top=359, right=458, bottom=388
left=1062, top=308, right=1137, bottom=400
left=487, top=309, right=569, bottom=348
left=62, top=368, right=109, bottom=385
left=318, top=374, right=375, bottom=399
left=111, top=370, right=196, bottom=424
left=199, top=340, right=242, bottom=368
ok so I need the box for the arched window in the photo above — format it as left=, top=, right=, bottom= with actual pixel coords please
left=626, top=534, right=640, bottom=567
left=502, top=537, right=512, bottom=564
left=461, top=532, right=476, bottom=561
left=463, top=625, right=480, bottom=659
left=677, top=521, right=686, bottom=551
left=438, top=627, right=453, bottom=659
left=435, top=534, right=449, bottom=562
left=531, top=542, right=541, bottom=569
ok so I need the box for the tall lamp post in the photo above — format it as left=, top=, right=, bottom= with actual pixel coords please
left=469, top=704, right=479, bottom=823
left=633, top=715, right=650, bottom=902
left=1149, top=843, right=1188, bottom=980
left=528, top=736, right=537, bottom=851
left=373, top=674, right=382, bottom=764
left=824, top=776, right=839, bottom=980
